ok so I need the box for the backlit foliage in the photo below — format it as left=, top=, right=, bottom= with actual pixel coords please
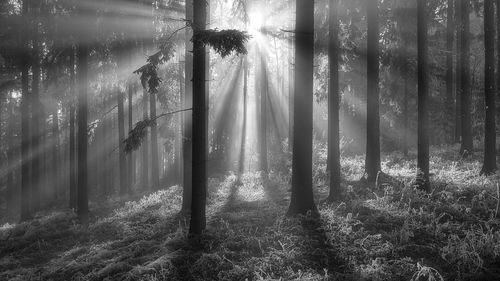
left=193, top=29, right=250, bottom=58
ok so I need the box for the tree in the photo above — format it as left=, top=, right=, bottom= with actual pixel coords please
left=454, top=0, right=462, bottom=143
left=481, top=0, right=497, bottom=175
left=497, top=0, right=500, bottom=157
left=77, top=42, right=89, bottom=218
left=459, top=0, right=473, bottom=156
left=190, top=0, right=208, bottom=234
left=287, top=0, right=316, bottom=215
left=445, top=0, right=454, bottom=144
left=365, top=0, right=381, bottom=184
left=260, top=53, right=268, bottom=174
left=327, top=0, right=340, bottom=201
left=417, top=0, right=430, bottom=191
left=182, top=0, right=193, bottom=214
left=69, top=47, right=76, bottom=208
left=150, top=85, right=160, bottom=191
left=20, top=0, right=31, bottom=221
left=117, top=87, right=127, bottom=195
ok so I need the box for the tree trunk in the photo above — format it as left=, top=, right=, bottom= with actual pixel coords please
left=190, top=0, right=208, bottom=234
left=260, top=53, right=268, bottom=174
left=69, top=48, right=76, bottom=208
left=454, top=0, right=462, bottom=143
left=287, top=0, right=316, bottom=215
left=365, top=0, right=381, bottom=184
left=52, top=108, right=59, bottom=200
left=117, top=87, right=127, bottom=195
left=128, top=84, right=135, bottom=188
left=328, top=0, right=341, bottom=201
left=496, top=0, right=500, bottom=157
left=460, top=0, right=473, bottom=156
left=481, top=0, right=497, bottom=175
left=182, top=0, right=193, bottom=214
left=31, top=14, right=42, bottom=212
left=238, top=56, right=248, bottom=177
left=150, top=91, right=160, bottom=191
left=446, top=0, right=454, bottom=144
left=20, top=50, right=31, bottom=220
left=417, top=0, right=430, bottom=191
left=142, top=85, right=149, bottom=190
left=77, top=43, right=89, bottom=218
left=6, top=93, right=15, bottom=218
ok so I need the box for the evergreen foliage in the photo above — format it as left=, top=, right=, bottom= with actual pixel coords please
left=193, top=29, right=250, bottom=58
left=124, top=119, right=157, bottom=153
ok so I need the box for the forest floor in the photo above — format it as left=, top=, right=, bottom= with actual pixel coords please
left=1, top=145, right=500, bottom=281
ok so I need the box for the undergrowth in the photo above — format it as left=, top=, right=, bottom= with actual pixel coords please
left=1, top=145, right=499, bottom=280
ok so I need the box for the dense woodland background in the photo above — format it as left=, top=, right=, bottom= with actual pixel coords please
left=0, top=0, right=499, bottom=280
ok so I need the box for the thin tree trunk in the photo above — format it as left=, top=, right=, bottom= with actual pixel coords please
left=128, top=85, right=134, bottom=188
left=455, top=0, right=462, bottom=143
left=417, top=0, right=430, bottom=191
left=142, top=85, right=149, bottom=190
left=481, top=0, right=497, bottom=175
left=446, top=0, right=454, bottom=144
left=238, top=56, right=248, bottom=177
left=328, top=0, right=341, bottom=201
left=31, top=11, right=42, bottom=212
left=496, top=0, right=500, bottom=157
left=77, top=43, right=89, bottom=218
left=20, top=51, right=31, bottom=220
left=287, top=0, right=316, bottom=215
left=117, top=87, right=127, bottom=195
left=6, top=92, right=14, bottom=218
left=460, top=0, right=473, bottom=156
left=260, top=54, right=268, bottom=174
left=69, top=50, right=76, bottom=208
left=150, top=91, right=160, bottom=191
left=182, top=0, right=193, bottom=214
left=52, top=108, right=59, bottom=200
left=190, top=0, right=208, bottom=234
left=365, top=0, right=381, bottom=184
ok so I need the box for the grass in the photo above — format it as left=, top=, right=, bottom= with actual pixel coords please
left=1, top=144, right=499, bottom=280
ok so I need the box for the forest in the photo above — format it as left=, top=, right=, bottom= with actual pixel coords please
left=0, top=0, right=499, bottom=280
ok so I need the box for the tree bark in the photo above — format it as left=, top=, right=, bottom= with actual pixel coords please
left=328, top=0, right=341, bottom=201
left=365, top=0, right=381, bottom=184
left=260, top=53, right=268, bottom=174
left=69, top=49, right=76, bottom=208
left=287, top=0, right=316, bottom=215
left=460, top=0, right=473, bottom=156
left=454, top=0, right=462, bottom=143
left=481, top=0, right=497, bottom=175
left=117, top=87, right=127, bottom=194
left=417, top=0, right=430, bottom=191
left=77, top=43, right=89, bottom=218
left=446, top=0, right=454, bottom=144
left=150, top=91, right=160, bottom=191
left=182, top=0, right=193, bottom=214
left=128, top=84, right=134, bottom=188
left=190, top=0, right=208, bottom=234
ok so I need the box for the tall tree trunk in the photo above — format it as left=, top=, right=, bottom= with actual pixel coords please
left=496, top=0, right=500, bottom=157
left=365, top=0, right=381, bottom=184
left=238, top=56, right=248, bottom=177
left=454, top=0, right=462, bottom=143
left=142, top=85, right=149, bottom=190
left=481, top=0, right=497, bottom=175
left=460, top=0, right=473, bottom=156
left=417, top=0, right=430, bottom=191
left=150, top=91, right=159, bottom=191
left=128, top=85, right=134, bottom=188
left=182, top=0, right=193, bottom=214
left=117, top=87, right=127, bottom=195
left=287, top=0, right=316, bottom=215
left=190, top=0, right=208, bottom=234
left=77, top=43, right=89, bottom=218
left=328, top=0, right=340, bottom=201
left=52, top=108, right=59, bottom=200
left=69, top=49, right=76, bottom=208
left=446, top=0, right=454, bottom=144
left=6, top=93, right=15, bottom=218
left=31, top=11, right=41, bottom=212
left=260, top=53, right=268, bottom=174
left=20, top=51, right=31, bottom=220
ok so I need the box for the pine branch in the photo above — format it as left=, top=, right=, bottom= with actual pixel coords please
left=123, top=108, right=192, bottom=153
left=193, top=29, right=250, bottom=58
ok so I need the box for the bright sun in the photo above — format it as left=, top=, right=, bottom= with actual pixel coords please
left=248, top=9, right=264, bottom=36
